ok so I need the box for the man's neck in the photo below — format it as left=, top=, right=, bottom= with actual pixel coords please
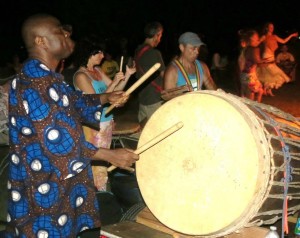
left=178, top=57, right=196, bottom=73
left=29, top=51, right=59, bottom=71
left=144, top=38, right=156, bottom=48
left=178, top=57, right=194, bottom=66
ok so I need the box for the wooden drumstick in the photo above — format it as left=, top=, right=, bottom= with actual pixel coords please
left=107, top=121, right=184, bottom=172
left=119, top=56, right=123, bottom=72
left=105, top=62, right=161, bottom=115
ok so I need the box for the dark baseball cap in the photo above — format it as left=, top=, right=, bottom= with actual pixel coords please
left=178, top=32, right=205, bottom=46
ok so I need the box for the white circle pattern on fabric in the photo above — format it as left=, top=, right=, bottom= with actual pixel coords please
left=49, top=88, right=59, bottom=102
left=12, top=190, right=21, bottom=202
left=95, top=111, right=101, bottom=121
left=65, top=174, right=74, bottom=179
left=58, top=214, right=68, bottom=226
left=11, top=117, right=16, bottom=126
left=72, top=162, right=83, bottom=172
left=80, top=226, right=89, bottom=232
left=47, top=129, right=59, bottom=141
left=76, top=197, right=84, bottom=207
left=22, top=127, right=32, bottom=135
left=37, top=230, right=49, bottom=238
left=62, top=95, right=69, bottom=106
left=40, top=64, right=50, bottom=71
left=12, top=78, right=16, bottom=89
left=38, top=183, right=50, bottom=194
left=23, top=100, right=29, bottom=114
left=31, top=159, right=42, bottom=171
left=11, top=154, right=19, bottom=164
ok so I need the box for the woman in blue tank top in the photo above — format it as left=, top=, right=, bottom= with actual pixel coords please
left=73, top=38, right=136, bottom=191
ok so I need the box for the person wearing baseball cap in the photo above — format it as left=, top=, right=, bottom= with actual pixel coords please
left=178, top=32, right=206, bottom=47
left=163, top=32, right=216, bottom=98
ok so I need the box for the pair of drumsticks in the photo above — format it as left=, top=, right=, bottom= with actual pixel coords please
left=106, top=63, right=184, bottom=172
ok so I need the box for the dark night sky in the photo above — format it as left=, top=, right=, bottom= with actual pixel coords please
left=1, top=0, right=300, bottom=64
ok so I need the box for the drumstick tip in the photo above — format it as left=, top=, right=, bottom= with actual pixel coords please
left=153, top=62, right=161, bottom=69
left=176, top=121, right=184, bottom=129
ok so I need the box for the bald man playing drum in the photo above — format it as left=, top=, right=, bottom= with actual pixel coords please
left=5, top=14, right=138, bottom=237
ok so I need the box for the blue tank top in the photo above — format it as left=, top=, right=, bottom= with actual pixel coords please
left=74, top=68, right=113, bottom=122
left=173, top=59, right=204, bottom=90
left=91, top=80, right=113, bottom=122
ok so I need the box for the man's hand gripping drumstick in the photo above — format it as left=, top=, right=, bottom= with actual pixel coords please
left=105, top=63, right=161, bottom=115
left=107, top=121, right=184, bottom=172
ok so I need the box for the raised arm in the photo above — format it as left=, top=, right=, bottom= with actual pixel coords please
left=73, top=71, right=128, bottom=109
left=113, top=62, right=136, bottom=91
left=96, top=65, right=135, bottom=93
left=275, top=32, right=298, bottom=44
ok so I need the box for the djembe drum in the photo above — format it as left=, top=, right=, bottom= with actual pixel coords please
left=136, top=90, right=300, bottom=237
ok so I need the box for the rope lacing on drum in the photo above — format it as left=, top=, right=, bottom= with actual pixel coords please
left=255, top=107, right=292, bottom=238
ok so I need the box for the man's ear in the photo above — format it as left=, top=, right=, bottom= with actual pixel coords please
left=179, top=44, right=184, bottom=52
left=35, top=36, right=47, bottom=48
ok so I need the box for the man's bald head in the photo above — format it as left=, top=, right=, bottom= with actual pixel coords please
left=21, top=14, right=57, bottom=50
left=20, top=13, right=74, bottom=67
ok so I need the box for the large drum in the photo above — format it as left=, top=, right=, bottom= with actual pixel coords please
left=136, top=90, right=300, bottom=237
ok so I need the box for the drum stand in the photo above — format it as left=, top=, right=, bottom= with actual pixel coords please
left=111, top=114, right=140, bottom=149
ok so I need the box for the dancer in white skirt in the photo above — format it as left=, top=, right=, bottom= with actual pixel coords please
left=257, top=22, right=298, bottom=96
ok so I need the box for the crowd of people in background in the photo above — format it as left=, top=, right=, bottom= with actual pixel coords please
left=238, top=22, right=298, bottom=102
left=1, top=20, right=299, bottom=152
left=1, top=19, right=299, bottom=161
left=1, top=21, right=298, bottom=103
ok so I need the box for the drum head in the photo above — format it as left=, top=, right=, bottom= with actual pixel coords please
left=136, top=91, right=270, bottom=236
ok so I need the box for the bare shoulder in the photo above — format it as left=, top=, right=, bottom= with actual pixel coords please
left=73, top=71, right=91, bottom=87
left=163, top=61, right=178, bottom=89
left=165, top=62, right=177, bottom=75
left=74, top=71, right=89, bottom=80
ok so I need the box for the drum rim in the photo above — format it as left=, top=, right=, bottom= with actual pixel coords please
left=198, top=91, right=272, bottom=236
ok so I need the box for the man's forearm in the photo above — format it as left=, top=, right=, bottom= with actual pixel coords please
left=99, top=93, right=109, bottom=104
left=92, top=147, right=113, bottom=162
